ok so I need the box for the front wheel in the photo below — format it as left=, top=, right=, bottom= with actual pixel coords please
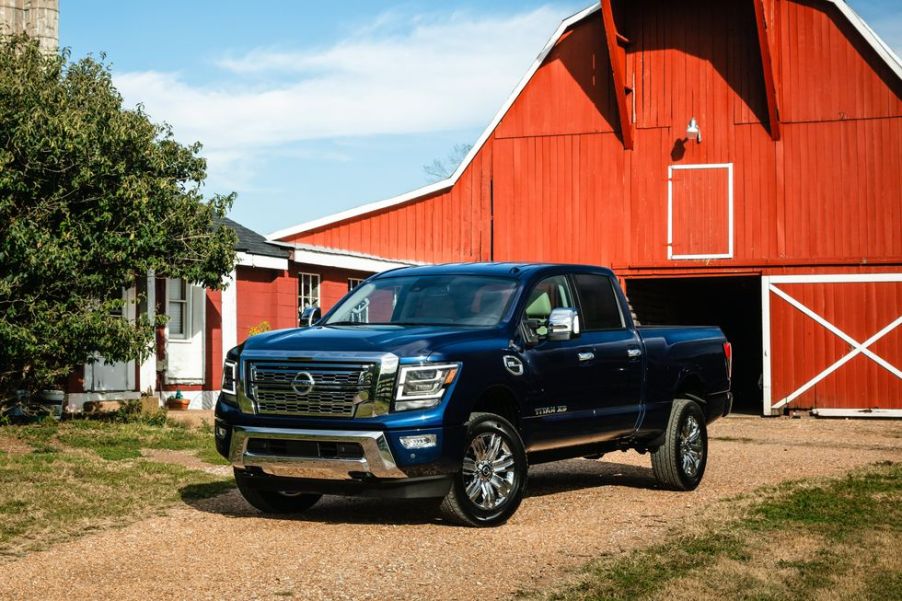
left=439, top=413, right=528, bottom=527
left=234, top=469, right=322, bottom=514
left=651, top=398, right=708, bottom=490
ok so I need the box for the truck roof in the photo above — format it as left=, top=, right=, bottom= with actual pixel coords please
left=374, top=262, right=615, bottom=279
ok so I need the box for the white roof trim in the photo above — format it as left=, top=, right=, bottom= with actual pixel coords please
left=267, top=0, right=902, bottom=242
left=826, top=0, right=902, bottom=81
left=236, top=251, right=289, bottom=271
left=281, top=242, right=423, bottom=273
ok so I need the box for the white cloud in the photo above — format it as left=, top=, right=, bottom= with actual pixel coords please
left=113, top=5, right=567, bottom=189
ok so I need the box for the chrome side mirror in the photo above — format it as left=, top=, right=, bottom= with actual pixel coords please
left=548, top=307, right=580, bottom=341
left=300, top=306, right=321, bottom=327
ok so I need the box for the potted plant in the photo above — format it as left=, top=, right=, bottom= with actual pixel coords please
left=165, top=389, right=189, bottom=410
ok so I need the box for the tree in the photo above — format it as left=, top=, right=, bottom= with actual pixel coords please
left=0, top=37, right=238, bottom=404
left=423, top=143, right=472, bottom=182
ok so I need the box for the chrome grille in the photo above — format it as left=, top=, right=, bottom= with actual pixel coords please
left=248, top=362, right=373, bottom=417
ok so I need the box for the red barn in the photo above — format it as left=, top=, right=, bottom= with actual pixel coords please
left=270, top=0, right=902, bottom=417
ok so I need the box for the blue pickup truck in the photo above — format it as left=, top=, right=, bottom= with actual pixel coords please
left=215, top=263, right=732, bottom=526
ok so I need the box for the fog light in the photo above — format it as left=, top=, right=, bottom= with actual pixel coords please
left=399, top=434, right=437, bottom=450
left=215, top=424, right=229, bottom=440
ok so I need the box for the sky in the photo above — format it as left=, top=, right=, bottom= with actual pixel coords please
left=60, top=1, right=902, bottom=238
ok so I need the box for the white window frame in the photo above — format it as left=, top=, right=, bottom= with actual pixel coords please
left=667, top=163, right=734, bottom=260
left=166, top=278, right=190, bottom=341
left=348, top=278, right=365, bottom=292
left=299, top=271, right=321, bottom=311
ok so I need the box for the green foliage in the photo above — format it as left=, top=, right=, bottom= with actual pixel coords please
left=0, top=36, right=238, bottom=401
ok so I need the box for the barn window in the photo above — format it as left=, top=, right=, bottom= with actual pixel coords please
left=348, top=278, right=365, bottom=292
left=167, top=278, right=189, bottom=339
left=298, top=272, right=321, bottom=312
left=668, top=163, right=733, bottom=260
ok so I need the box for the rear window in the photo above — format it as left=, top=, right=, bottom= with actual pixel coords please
left=573, top=274, right=624, bottom=330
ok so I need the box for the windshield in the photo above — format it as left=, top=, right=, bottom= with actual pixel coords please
left=324, top=275, right=518, bottom=327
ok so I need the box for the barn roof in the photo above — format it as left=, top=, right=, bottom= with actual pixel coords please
left=267, top=0, right=902, bottom=243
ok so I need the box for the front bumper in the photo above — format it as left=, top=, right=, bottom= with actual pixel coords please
left=228, top=425, right=406, bottom=480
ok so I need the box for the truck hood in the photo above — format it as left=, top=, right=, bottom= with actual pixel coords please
left=241, top=324, right=502, bottom=359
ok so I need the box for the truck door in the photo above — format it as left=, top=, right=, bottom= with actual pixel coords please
left=520, top=275, right=605, bottom=450
left=571, top=273, right=644, bottom=438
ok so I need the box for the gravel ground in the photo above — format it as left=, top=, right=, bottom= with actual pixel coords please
left=2, top=416, right=899, bottom=601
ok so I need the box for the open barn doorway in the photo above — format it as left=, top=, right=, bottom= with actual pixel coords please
left=625, top=276, right=762, bottom=414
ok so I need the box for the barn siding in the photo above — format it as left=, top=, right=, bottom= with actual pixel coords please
left=280, top=0, right=901, bottom=271
left=281, top=139, right=494, bottom=263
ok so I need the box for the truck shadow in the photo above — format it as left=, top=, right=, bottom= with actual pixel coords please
left=525, top=459, right=658, bottom=498
left=179, top=459, right=658, bottom=526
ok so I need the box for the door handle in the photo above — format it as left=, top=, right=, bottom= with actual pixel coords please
left=627, top=348, right=642, bottom=359
left=578, top=351, right=595, bottom=362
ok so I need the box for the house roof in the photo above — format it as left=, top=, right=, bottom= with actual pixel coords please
left=266, top=0, right=902, bottom=243
left=216, top=217, right=289, bottom=259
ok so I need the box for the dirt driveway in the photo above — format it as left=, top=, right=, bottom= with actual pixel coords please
left=2, top=416, right=900, bottom=601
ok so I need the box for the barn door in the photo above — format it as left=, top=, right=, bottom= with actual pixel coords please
left=84, top=288, right=136, bottom=392
left=668, top=163, right=733, bottom=260
left=761, top=274, right=902, bottom=416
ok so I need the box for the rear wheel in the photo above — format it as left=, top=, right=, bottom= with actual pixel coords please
left=651, top=398, right=708, bottom=490
left=440, top=412, right=528, bottom=527
left=234, top=469, right=322, bottom=514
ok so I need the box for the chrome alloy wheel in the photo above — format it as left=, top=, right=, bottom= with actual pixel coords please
left=462, top=432, right=517, bottom=510
left=679, top=415, right=704, bottom=478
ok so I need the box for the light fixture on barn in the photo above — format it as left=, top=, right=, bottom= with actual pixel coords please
left=686, top=117, right=702, bottom=143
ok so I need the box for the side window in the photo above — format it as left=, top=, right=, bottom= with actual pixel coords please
left=573, top=274, right=624, bottom=330
left=523, top=275, right=574, bottom=322
left=167, top=278, right=188, bottom=339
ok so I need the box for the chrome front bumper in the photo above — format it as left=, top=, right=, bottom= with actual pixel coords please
left=228, top=425, right=407, bottom=480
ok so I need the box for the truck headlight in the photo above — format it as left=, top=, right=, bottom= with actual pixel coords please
left=394, top=363, right=459, bottom=411
left=222, top=359, right=238, bottom=396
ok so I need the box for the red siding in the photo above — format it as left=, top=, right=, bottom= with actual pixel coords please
left=495, top=19, right=617, bottom=138
left=779, top=0, right=901, bottom=122
left=282, top=139, right=494, bottom=263
left=234, top=266, right=371, bottom=346
left=280, top=0, right=901, bottom=270
left=236, top=267, right=297, bottom=343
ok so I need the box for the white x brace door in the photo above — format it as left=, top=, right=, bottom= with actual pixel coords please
left=761, top=274, right=902, bottom=416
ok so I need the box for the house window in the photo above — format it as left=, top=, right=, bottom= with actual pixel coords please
left=167, top=278, right=189, bottom=339
left=348, top=278, right=365, bottom=292
left=299, top=272, right=321, bottom=312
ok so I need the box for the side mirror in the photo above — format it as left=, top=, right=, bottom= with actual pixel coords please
left=300, top=306, right=321, bottom=327
left=547, top=307, right=580, bottom=341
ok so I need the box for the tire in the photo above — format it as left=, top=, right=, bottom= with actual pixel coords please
left=439, top=412, right=528, bottom=527
left=651, top=398, right=708, bottom=491
left=234, top=469, right=322, bottom=514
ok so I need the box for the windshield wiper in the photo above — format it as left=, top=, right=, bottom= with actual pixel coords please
left=324, top=321, right=369, bottom=326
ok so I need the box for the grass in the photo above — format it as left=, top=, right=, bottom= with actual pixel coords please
left=541, top=461, right=901, bottom=601
left=7, top=415, right=228, bottom=464
left=0, top=415, right=233, bottom=559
